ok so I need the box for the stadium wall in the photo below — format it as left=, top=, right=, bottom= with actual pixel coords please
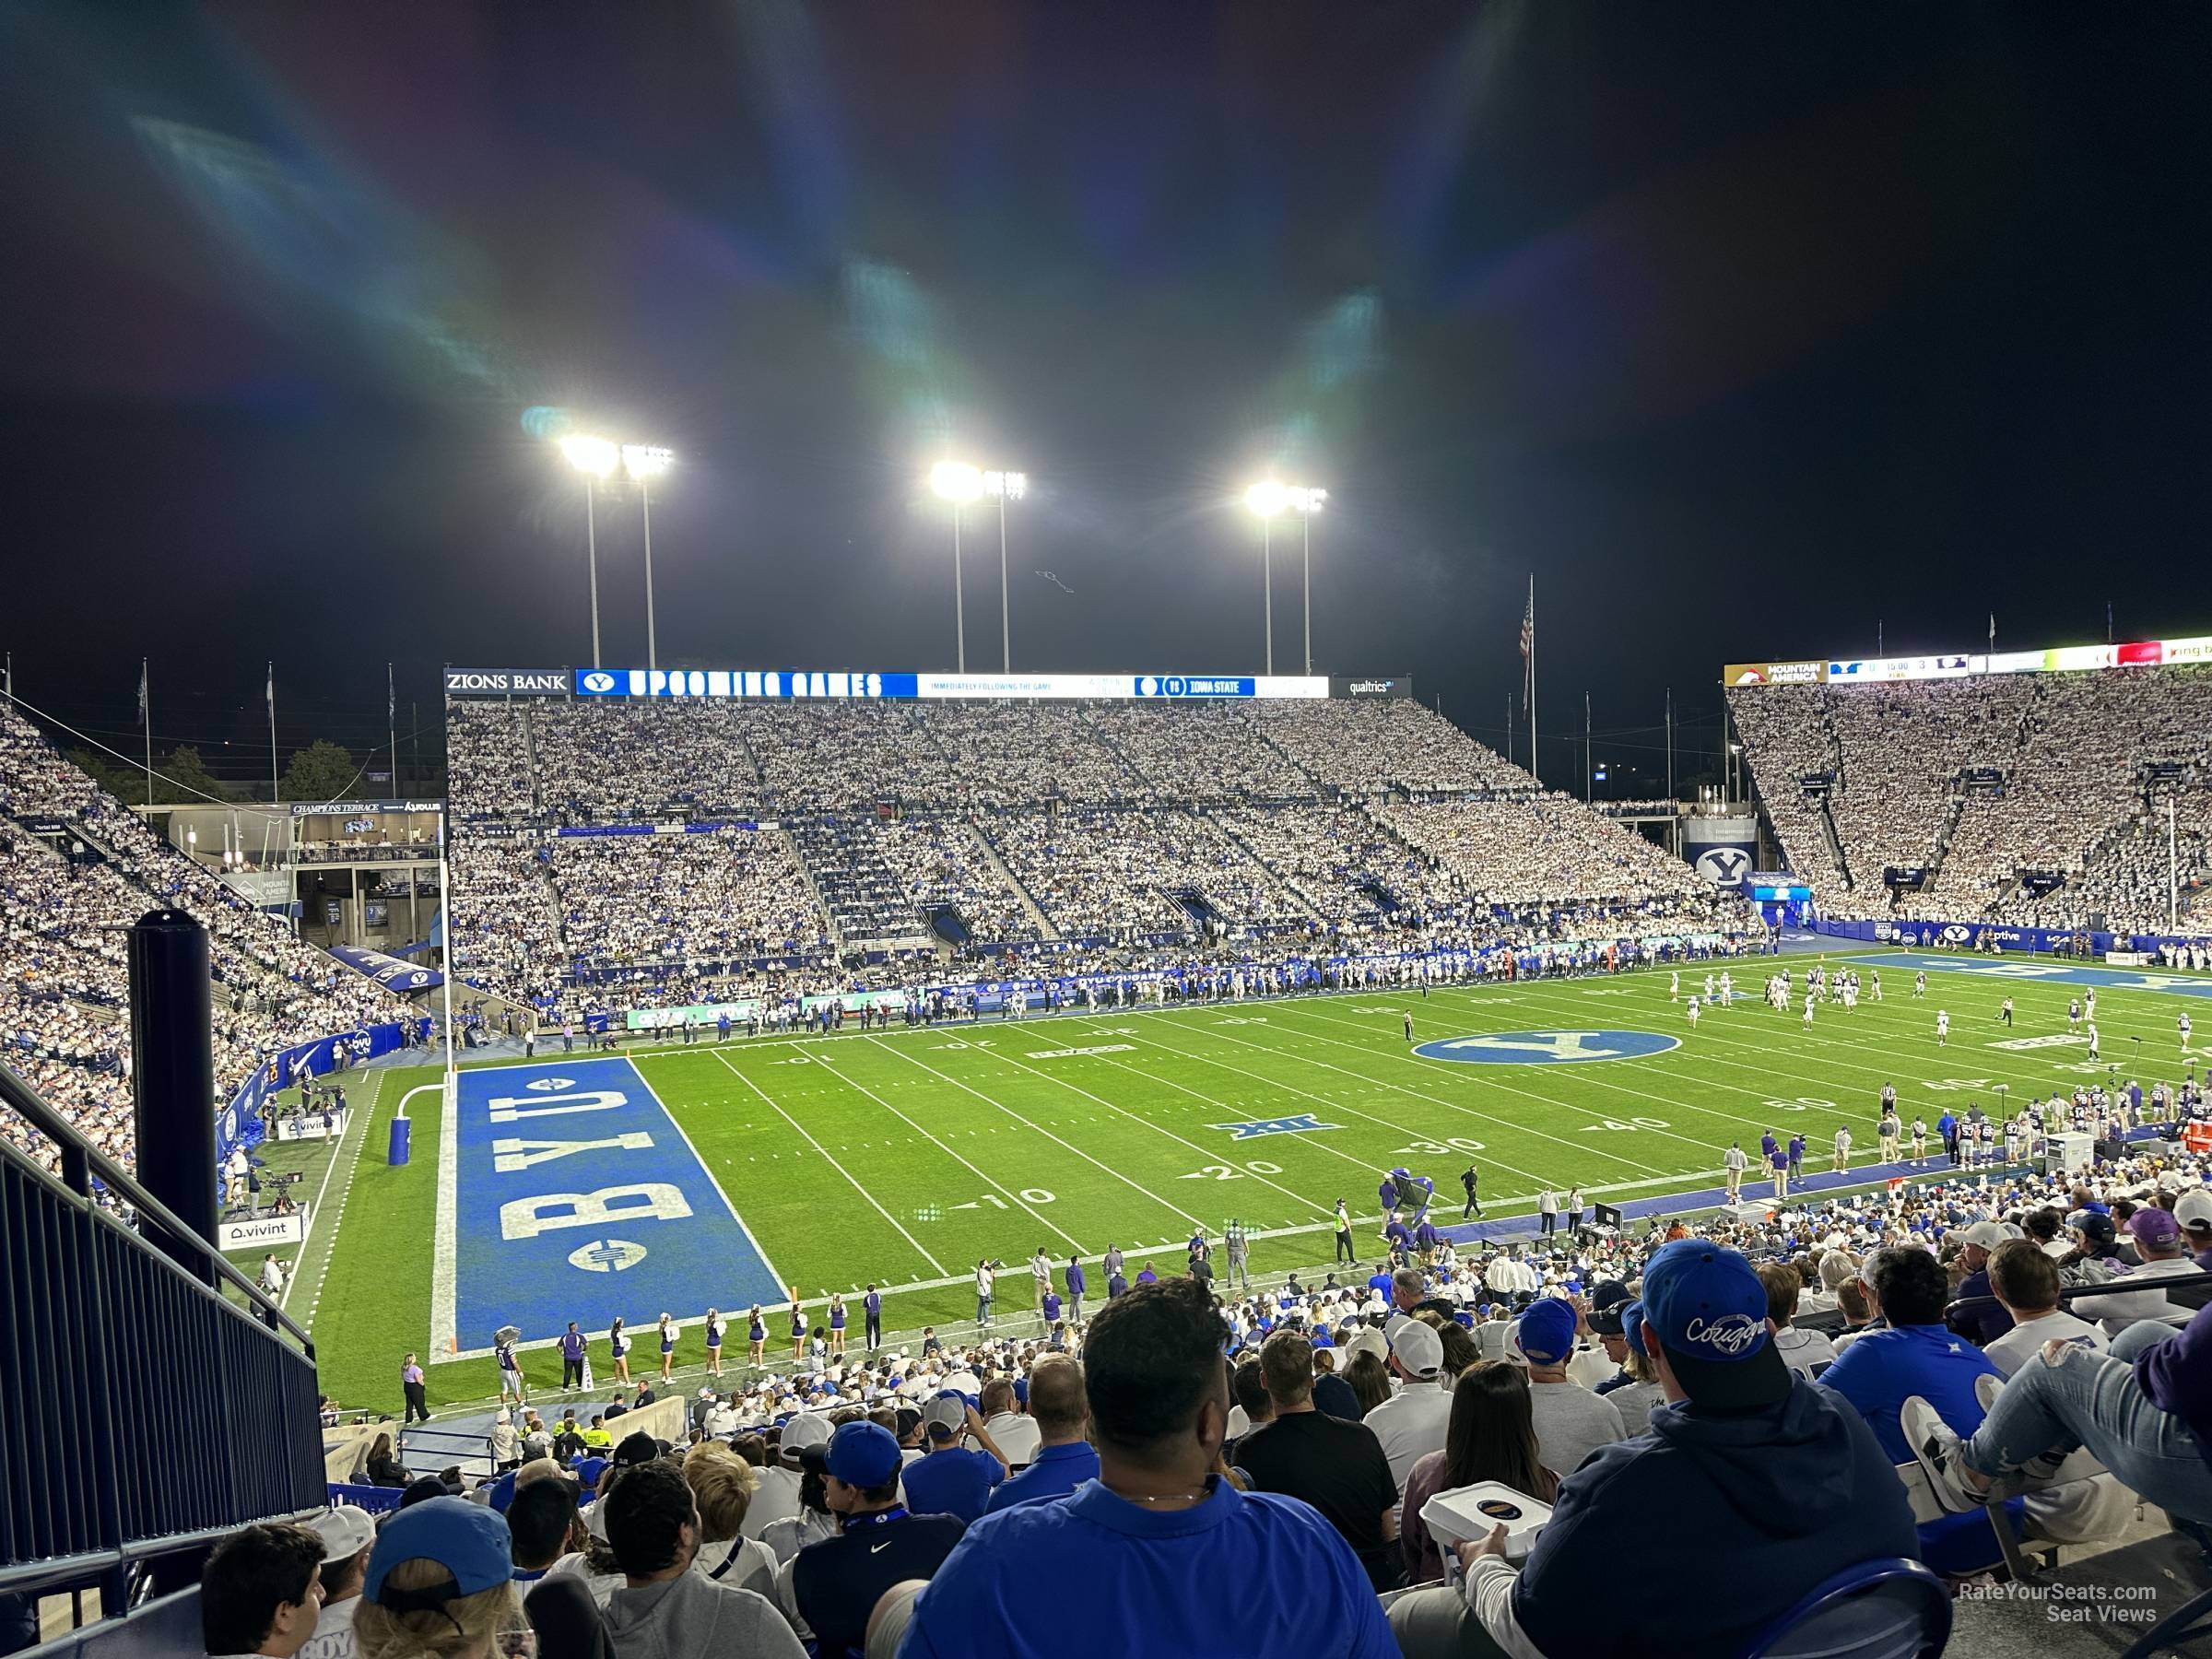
left=1811, top=917, right=2201, bottom=956
left=217, top=1018, right=429, bottom=1165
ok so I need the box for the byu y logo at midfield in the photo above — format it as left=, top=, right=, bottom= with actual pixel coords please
left=1415, top=1030, right=1680, bottom=1065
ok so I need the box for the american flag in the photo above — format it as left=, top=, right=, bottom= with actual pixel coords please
left=137, top=660, right=147, bottom=728
left=1518, top=582, right=1535, bottom=708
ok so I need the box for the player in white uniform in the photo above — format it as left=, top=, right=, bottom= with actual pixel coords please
left=2182, top=1012, right=2194, bottom=1051
left=1913, top=971, right=1927, bottom=998
left=2067, top=998, right=2081, bottom=1030
left=1936, top=1008, right=1950, bottom=1046
left=1670, top=970, right=1679, bottom=1002
left=2084, top=990, right=2097, bottom=1022
left=2085, top=1021, right=2100, bottom=1060
left=1802, top=991, right=1816, bottom=1029
left=1687, top=994, right=1701, bottom=1028
left=1871, top=969, right=1883, bottom=1002
left=1719, top=971, right=1733, bottom=1006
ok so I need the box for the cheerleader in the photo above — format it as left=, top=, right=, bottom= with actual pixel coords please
left=608, top=1315, right=631, bottom=1384
left=657, top=1312, right=678, bottom=1382
left=747, top=1304, right=766, bottom=1368
left=828, top=1292, right=847, bottom=1358
left=704, top=1307, right=724, bottom=1379
left=788, top=1288, right=806, bottom=1362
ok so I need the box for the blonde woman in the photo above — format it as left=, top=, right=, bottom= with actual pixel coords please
left=608, top=1315, right=632, bottom=1384
left=657, top=1312, right=678, bottom=1382
left=351, top=1497, right=526, bottom=1659
left=827, top=1292, right=847, bottom=1359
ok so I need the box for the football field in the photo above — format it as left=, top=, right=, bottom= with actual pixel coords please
left=298, top=947, right=2212, bottom=1412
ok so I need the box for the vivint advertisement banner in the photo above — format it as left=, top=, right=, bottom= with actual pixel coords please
left=1725, top=633, right=2212, bottom=688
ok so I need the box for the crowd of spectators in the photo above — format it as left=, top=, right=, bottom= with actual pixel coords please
left=274, top=1130, right=2210, bottom=1659
left=1733, top=666, right=2212, bottom=933
left=1375, top=794, right=1720, bottom=916
left=0, top=703, right=416, bottom=1179
left=1256, top=699, right=1531, bottom=794
left=987, top=806, right=1316, bottom=942
left=872, top=816, right=1048, bottom=946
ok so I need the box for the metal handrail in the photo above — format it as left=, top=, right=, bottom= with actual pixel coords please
left=0, top=1054, right=312, bottom=1347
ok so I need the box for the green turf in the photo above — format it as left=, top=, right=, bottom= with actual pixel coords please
left=305, top=948, right=2206, bottom=1414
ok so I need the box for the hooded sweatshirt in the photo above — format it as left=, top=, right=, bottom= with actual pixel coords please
left=601, top=1569, right=806, bottom=1659
left=1502, top=1376, right=1914, bottom=1658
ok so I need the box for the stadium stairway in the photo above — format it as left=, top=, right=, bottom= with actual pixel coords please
left=1207, top=809, right=1328, bottom=924
left=969, top=817, right=1062, bottom=941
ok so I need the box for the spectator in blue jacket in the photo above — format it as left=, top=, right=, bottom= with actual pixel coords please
left=1392, top=1241, right=1914, bottom=1659
left=983, top=1358, right=1098, bottom=1514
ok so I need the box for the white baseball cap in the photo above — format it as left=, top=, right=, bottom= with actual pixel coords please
left=309, top=1504, right=377, bottom=1563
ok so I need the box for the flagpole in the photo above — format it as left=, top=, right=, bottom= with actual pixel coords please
left=267, top=662, right=279, bottom=806
left=1504, top=690, right=1513, bottom=767
left=141, top=658, right=152, bottom=809
left=1526, top=575, right=1538, bottom=785
left=1584, top=691, right=1593, bottom=803
left=387, top=663, right=399, bottom=803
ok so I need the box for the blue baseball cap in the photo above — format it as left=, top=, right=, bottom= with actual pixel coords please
left=363, top=1497, right=512, bottom=1606
left=1514, top=1298, right=1578, bottom=1366
left=1639, top=1241, right=1791, bottom=1409
left=819, top=1420, right=904, bottom=1488
left=1620, top=1300, right=1645, bottom=1359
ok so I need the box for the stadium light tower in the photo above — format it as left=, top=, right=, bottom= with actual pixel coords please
left=1244, top=482, right=1286, bottom=675
left=621, top=445, right=675, bottom=673
left=930, top=461, right=984, bottom=672
left=1285, top=486, right=1326, bottom=675
left=981, top=470, right=1028, bottom=671
left=559, top=435, right=619, bottom=668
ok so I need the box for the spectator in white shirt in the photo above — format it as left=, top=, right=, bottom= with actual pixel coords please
left=1757, top=1264, right=1837, bottom=1376
left=977, top=1377, right=1041, bottom=1468
left=1979, top=1241, right=2109, bottom=1377
left=1362, top=1318, right=1454, bottom=1501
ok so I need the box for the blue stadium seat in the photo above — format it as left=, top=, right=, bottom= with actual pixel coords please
left=1741, top=1556, right=1949, bottom=1658
left=326, top=1482, right=406, bottom=1514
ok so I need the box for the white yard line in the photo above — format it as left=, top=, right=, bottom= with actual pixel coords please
left=621, top=1057, right=788, bottom=1304
left=799, top=1045, right=1088, bottom=1253
left=860, top=1034, right=1216, bottom=1232
left=427, top=1077, right=459, bottom=1356
left=708, top=1048, right=949, bottom=1277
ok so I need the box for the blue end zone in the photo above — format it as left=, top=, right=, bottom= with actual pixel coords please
left=1837, top=954, right=2212, bottom=998
left=453, top=1056, right=783, bottom=1347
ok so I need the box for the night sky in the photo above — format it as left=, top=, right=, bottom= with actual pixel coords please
left=5, top=3, right=2210, bottom=795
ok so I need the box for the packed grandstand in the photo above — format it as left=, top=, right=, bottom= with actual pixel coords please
left=8, top=663, right=2212, bottom=1659
left=1727, top=661, right=2212, bottom=935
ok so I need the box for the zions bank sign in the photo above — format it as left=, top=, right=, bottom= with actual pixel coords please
left=443, top=668, right=572, bottom=696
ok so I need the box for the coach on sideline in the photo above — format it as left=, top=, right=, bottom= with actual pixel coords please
left=891, top=1278, right=1394, bottom=1656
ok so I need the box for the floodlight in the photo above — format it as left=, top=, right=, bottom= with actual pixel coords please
left=982, top=470, right=1028, bottom=501
left=560, top=435, right=619, bottom=477
left=1287, top=486, right=1327, bottom=514
left=1245, top=480, right=1288, bottom=518
left=622, top=444, right=674, bottom=480
left=930, top=461, right=983, bottom=502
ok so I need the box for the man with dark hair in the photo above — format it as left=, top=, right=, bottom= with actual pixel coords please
left=599, top=1459, right=804, bottom=1658
left=1820, top=1243, right=2016, bottom=1573
left=776, top=1421, right=963, bottom=1659
left=507, top=1478, right=612, bottom=1659
left=1233, top=1330, right=1401, bottom=1592
left=201, top=1523, right=326, bottom=1659
left=986, top=1356, right=1098, bottom=1512
left=1397, top=1241, right=1912, bottom=1659
left=1226, top=1358, right=1273, bottom=1460
left=897, top=1278, right=1394, bottom=1655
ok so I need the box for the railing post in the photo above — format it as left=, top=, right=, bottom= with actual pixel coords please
left=128, top=910, right=217, bottom=1286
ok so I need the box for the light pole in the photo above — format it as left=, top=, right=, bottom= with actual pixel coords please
left=929, top=462, right=983, bottom=672
left=1245, top=481, right=1324, bottom=676
left=1244, top=481, right=1286, bottom=675
left=1286, top=486, right=1326, bottom=674
left=622, top=445, right=675, bottom=673
left=982, top=470, right=1028, bottom=672
left=559, top=435, right=618, bottom=668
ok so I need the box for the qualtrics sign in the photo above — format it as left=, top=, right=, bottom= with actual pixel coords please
left=443, top=668, right=572, bottom=696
